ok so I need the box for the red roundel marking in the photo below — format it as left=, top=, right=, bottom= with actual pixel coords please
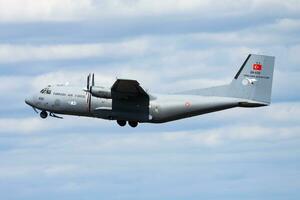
left=185, top=102, right=191, bottom=108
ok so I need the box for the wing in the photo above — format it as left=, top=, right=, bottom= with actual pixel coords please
left=110, top=79, right=150, bottom=121
left=111, top=79, right=148, bottom=99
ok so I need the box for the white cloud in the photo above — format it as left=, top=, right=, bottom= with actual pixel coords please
left=1, top=0, right=300, bottom=22
left=0, top=0, right=235, bottom=22
left=269, top=18, right=300, bottom=33
left=161, top=120, right=300, bottom=147
left=287, top=45, right=300, bottom=65
left=0, top=76, right=30, bottom=93
left=0, top=39, right=149, bottom=63
left=0, top=117, right=50, bottom=133
left=184, top=18, right=300, bottom=47
left=0, top=0, right=94, bottom=22
left=0, top=116, right=113, bottom=135
left=43, top=165, right=80, bottom=176
left=203, top=102, right=300, bottom=127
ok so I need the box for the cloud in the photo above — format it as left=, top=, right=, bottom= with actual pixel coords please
left=0, top=39, right=149, bottom=63
left=0, top=0, right=94, bottom=22
left=1, top=1, right=300, bottom=199
left=1, top=0, right=300, bottom=23
left=1, top=104, right=299, bottom=161
left=1, top=16, right=300, bottom=67
left=268, top=18, right=300, bottom=33
left=0, top=116, right=113, bottom=135
left=0, top=117, right=50, bottom=134
left=0, top=102, right=299, bottom=195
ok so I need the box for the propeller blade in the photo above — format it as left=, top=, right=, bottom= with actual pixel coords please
left=92, top=73, right=95, bottom=87
left=87, top=73, right=90, bottom=90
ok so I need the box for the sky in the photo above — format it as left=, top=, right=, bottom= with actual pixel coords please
left=0, top=0, right=300, bottom=199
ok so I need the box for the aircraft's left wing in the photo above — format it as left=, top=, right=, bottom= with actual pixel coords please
left=110, top=79, right=150, bottom=121
left=111, top=79, right=149, bottom=99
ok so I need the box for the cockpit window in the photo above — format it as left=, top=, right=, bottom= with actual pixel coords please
left=40, top=89, right=46, bottom=93
left=40, top=88, right=51, bottom=94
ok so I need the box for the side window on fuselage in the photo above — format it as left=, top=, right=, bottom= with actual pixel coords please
left=40, top=89, right=46, bottom=94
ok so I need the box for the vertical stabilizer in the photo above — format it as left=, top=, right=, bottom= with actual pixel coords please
left=229, top=54, right=275, bottom=104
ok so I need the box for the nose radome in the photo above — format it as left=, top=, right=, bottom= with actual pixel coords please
left=25, top=96, right=33, bottom=106
left=25, top=97, right=30, bottom=105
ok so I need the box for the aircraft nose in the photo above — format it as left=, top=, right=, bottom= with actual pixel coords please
left=25, top=96, right=33, bottom=106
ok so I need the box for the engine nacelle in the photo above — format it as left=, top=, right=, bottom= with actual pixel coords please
left=90, top=86, right=111, bottom=99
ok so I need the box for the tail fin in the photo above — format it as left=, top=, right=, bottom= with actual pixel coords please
left=229, top=54, right=275, bottom=105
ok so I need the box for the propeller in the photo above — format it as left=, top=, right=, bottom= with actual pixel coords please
left=87, top=73, right=90, bottom=91
left=86, top=73, right=95, bottom=92
left=92, top=73, right=95, bottom=88
left=85, top=73, right=95, bottom=113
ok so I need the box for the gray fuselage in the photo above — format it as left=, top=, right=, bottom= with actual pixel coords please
left=25, top=84, right=259, bottom=124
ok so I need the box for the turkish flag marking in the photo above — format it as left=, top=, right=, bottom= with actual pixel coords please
left=253, top=63, right=262, bottom=71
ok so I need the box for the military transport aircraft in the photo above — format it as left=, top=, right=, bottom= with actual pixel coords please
left=25, top=54, right=275, bottom=128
